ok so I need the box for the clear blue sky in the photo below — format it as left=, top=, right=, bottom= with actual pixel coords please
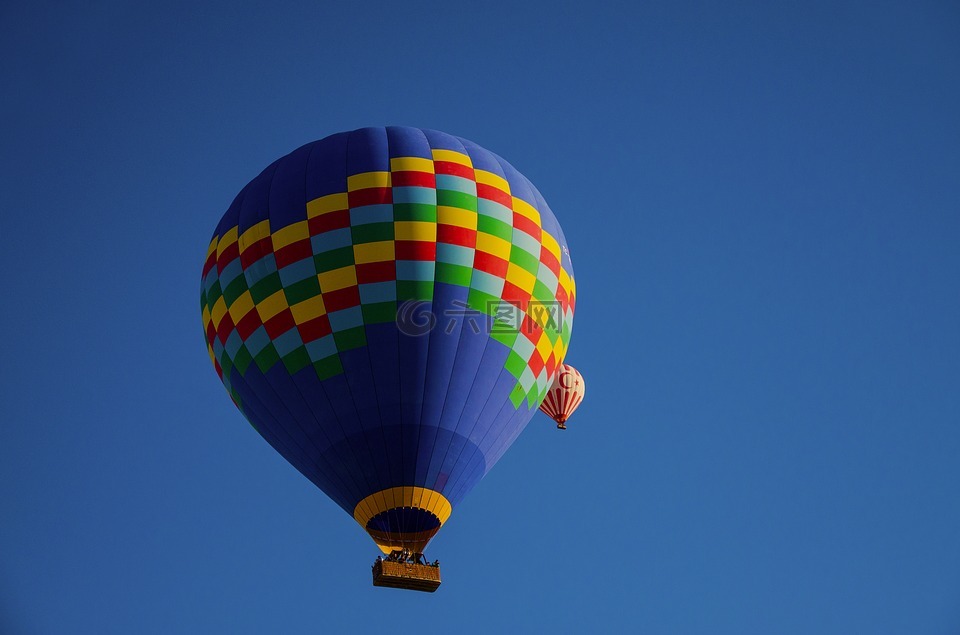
left=2, top=1, right=959, bottom=633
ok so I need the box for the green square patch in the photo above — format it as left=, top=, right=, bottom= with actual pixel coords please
left=284, top=276, right=321, bottom=305
left=476, top=215, right=513, bottom=241
left=467, top=288, right=498, bottom=315
left=250, top=272, right=282, bottom=304
left=282, top=346, right=311, bottom=375
left=352, top=222, right=394, bottom=244
left=233, top=345, right=253, bottom=376
left=504, top=350, right=526, bottom=379
left=334, top=326, right=366, bottom=351
left=362, top=301, right=397, bottom=324
left=314, top=246, right=354, bottom=273
left=437, top=189, right=478, bottom=211
left=223, top=276, right=249, bottom=307
left=394, top=203, right=436, bottom=222
left=254, top=343, right=280, bottom=373
left=509, top=248, right=540, bottom=274
left=526, top=385, right=541, bottom=409
left=509, top=382, right=526, bottom=408
left=313, top=354, right=343, bottom=380
left=219, top=355, right=233, bottom=380
left=490, top=327, right=519, bottom=348
left=206, top=280, right=223, bottom=304
left=532, top=280, right=554, bottom=305
left=397, top=280, right=434, bottom=302
left=435, top=262, right=472, bottom=287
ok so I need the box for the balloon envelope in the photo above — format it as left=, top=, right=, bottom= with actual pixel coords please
left=538, top=363, right=585, bottom=426
left=201, top=127, right=576, bottom=553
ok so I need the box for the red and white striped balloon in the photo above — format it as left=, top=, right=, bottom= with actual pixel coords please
left=539, top=364, right=585, bottom=429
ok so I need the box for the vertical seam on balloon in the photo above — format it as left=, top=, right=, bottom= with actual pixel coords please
left=341, top=128, right=392, bottom=530
left=384, top=126, right=405, bottom=540
left=406, top=127, right=436, bottom=543
left=483, top=365, right=556, bottom=469
left=427, top=138, right=506, bottom=513
left=299, top=138, right=376, bottom=509
left=334, top=128, right=393, bottom=536
left=227, top=179, right=360, bottom=507
left=482, top=403, right=529, bottom=478
left=438, top=150, right=524, bottom=506
left=445, top=151, right=526, bottom=477
left=536, top=186, right=571, bottom=397
left=261, top=154, right=375, bottom=507
left=262, top=152, right=361, bottom=498
left=446, top=398, right=519, bottom=505
left=480, top=156, right=558, bottom=457
left=227, top=354, right=352, bottom=509
left=352, top=127, right=399, bottom=541
left=415, top=130, right=481, bottom=543
left=385, top=127, right=406, bottom=544
left=440, top=151, right=542, bottom=506
left=417, top=132, right=471, bottom=524
left=479, top=383, right=540, bottom=470
left=413, top=128, right=446, bottom=542
left=466, top=388, right=534, bottom=501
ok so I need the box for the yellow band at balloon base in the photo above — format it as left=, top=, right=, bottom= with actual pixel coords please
left=353, top=487, right=452, bottom=554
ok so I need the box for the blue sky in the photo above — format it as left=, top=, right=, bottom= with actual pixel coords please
left=2, top=1, right=959, bottom=633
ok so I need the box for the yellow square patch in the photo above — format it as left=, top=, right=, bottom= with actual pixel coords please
left=318, top=266, right=357, bottom=292
left=239, top=220, right=270, bottom=251
left=437, top=206, right=478, bottom=229
left=256, top=290, right=289, bottom=321
left=395, top=221, right=436, bottom=242
left=348, top=171, right=391, bottom=191
left=431, top=149, right=473, bottom=167
left=474, top=169, right=510, bottom=193
left=506, top=262, right=536, bottom=293
left=211, top=296, right=227, bottom=327
left=216, top=226, right=238, bottom=260
left=271, top=221, right=309, bottom=250
left=228, top=290, right=255, bottom=323
left=391, top=157, right=435, bottom=173
left=307, top=192, right=349, bottom=218
left=354, top=241, right=395, bottom=264
left=475, top=233, right=512, bottom=260
left=541, top=231, right=561, bottom=261
left=512, top=197, right=541, bottom=226
left=290, top=295, right=326, bottom=323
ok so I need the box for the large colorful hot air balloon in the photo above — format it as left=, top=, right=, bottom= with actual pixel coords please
left=200, top=127, right=576, bottom=586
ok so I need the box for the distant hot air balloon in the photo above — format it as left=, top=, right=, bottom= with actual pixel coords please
left=200, top=127, right=577, bottom=590
left=538, top=364, right=585, bottom=429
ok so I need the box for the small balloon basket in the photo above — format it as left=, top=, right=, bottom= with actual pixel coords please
left=372, top=559, right=442, bottom=592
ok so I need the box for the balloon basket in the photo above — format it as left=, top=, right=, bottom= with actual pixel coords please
left=372, top=559, right=442, bottom=592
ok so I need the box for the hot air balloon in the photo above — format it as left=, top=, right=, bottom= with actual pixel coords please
left=200, top=127, right=577, bottom=590
left=538, top=363, right=585, bottom=429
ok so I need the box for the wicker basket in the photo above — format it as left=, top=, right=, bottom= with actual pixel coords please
left=372, top=560, right=442, bottom=592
